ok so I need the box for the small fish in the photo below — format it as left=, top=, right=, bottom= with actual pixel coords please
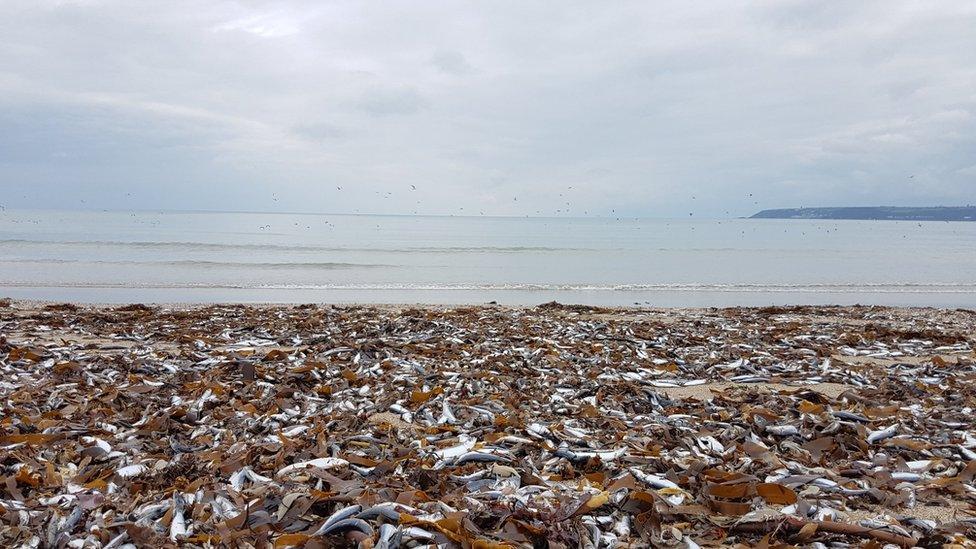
left=229, top=466, right=272, bottom=490
left=696, top=436, right=724, bottom=454
left=169, top=493, right=187, bottom=541
left=276, top=457, right=348, bottom=476
left=901, top=517, right=936, bottom=533
left=890, top=471, right=922, bottom=482
left=375, top=523, right=402, bottom=549
left=867, top=425, right=897, bottom=444
left=116, top=464, right=148, bottom=478
left=905, top=460, right=934, bottom=472
left=629, top=468, right=679, bottom=490
left=280, top=425, right=309, bottom=438
left=434, top=436, right=477, bottom=460
left=58, top=506, right=83, bottom=541
left=555, top=447, right=627, bottom=462
left=313, top=505, right=362, bottom=536
left=832, top=411, right=869, bottom=423
left=766, top=425, right=799, bottom=436
left=357, top=503, right=406, bottom=523
left=454, top=451, right=511, bottom=466
left=314, top=518, right=374, bottom=537
left=401, top=526, right=436, bottom=542
left=438, top=401, right=457, bottom=424
left=102, top=532, right=129, bottom=549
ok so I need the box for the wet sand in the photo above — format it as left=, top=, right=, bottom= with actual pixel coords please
left=1, top=300, right=975, bottom=547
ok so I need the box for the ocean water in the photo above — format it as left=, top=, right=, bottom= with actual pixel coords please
left=1, top=209, right=976, bottom=307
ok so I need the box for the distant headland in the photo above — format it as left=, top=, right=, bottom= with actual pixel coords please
left=750, top=206, right=976, bottom=221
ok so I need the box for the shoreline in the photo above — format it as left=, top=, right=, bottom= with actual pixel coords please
left=2, top=301, right=974, bottom=546
left=5, top=286, right=976, bottom=309
left=4, top=297, right=976, bottom=315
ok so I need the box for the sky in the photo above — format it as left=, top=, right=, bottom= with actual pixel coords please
left=1, top=0, right=975, bottom=218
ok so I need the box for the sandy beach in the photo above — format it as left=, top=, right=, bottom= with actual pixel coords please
left=1, top=300, right=975, bottom=547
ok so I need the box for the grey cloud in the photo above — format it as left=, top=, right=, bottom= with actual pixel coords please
left=293, top=122, right=348, bottom=141
left=352, top=87, right=426, bottom=116
left=431, top=51, right=473, bottom=75
left=0, top=0, right=974, bottom=216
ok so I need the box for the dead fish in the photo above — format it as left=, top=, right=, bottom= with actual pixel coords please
left=466, top=405, right=496, bottom=421
left=276, top=457, right=349, bottom=476
left=169, top=439, right=206, bottom=454
left=390, top=403, right=413, bottom=422
left=629, top=468, right=679, bottom=490
left=38, top=495, right=76, bottom=508
left=809, top=477, right=838, bottom=489
left=612, top=515, right=631, bottom=539
left=859, top=519, right=911, bottom=537
left=134, top=501, right=171, bottom=526
left=454, top=451, right=511, bottom=466
left=451, top=470, right=489, bottom=482
left=728, top=375, right=769, bottom=383
left=766, top=425, right=799, bottom=436
left=696, top=436, right=724, bottom=454
left=554, top=447, right=627, bottom=462
left=782, top=503, right=839, bottom=521
left=375, top=523, right=402, bottom=549
left=832, top=411, right=869, bottom=423
left=280, top=425, right=310, bottom=438
left=434, top=436, right=477, bottom=460
left=438, top=401, right=457, bottom=424
left=102, top=532, right=129, bottom=549
left=401, top=526, right=436, bottom=543
left=170, top=493, right=187, bottom=541
left=53, top=505, right=82, bottom=546
left=314, top=518, right=374, bottom=537
left=210, top=495, right=237, bottom=520
left=889, top=471, right=922, bottom=482
left=867, top=425, right=897, bottom=444
left=648, top=380, right=681, bottom=388
left=585, top=521, right=602, bottom=549
left=357, top=503, right=406, bottom=523
left=905, top=460, right=934, bottom=472
left=229, top=466, right=273, bottom=490
left=491, top=464, right=519, bottom=477
left=313, top=505, right=362, bottom=536
left=116, top=463, right=148, bottom=479
left=526, top=422, right=553, bottom=439
left=901, top=517, right=936, bottom=533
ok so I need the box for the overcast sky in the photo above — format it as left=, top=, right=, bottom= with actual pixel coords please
left=1, top=1, right=975, bottom=217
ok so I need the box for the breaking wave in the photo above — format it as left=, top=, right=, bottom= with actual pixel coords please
left=0, top=239, right=591, bottom=253
left=1, top=281, right=975, bottom=293
left=0, top=259, right=389, bottom=269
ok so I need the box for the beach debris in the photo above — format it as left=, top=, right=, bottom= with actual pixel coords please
left=0, top=301, right=975, bottom=547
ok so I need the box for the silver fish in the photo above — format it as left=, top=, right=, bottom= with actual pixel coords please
left=867, top=425, right=897, bottom=444
left=314, top=518, right=374, bottom=537
left=313, top=505, right=363, bottom=536
left=169, top=493, right=187, bottom=541
left=276, top=457, right=349, bottom=476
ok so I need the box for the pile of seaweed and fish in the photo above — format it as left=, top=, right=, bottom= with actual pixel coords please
left=1, top=301, right=975, bottom=547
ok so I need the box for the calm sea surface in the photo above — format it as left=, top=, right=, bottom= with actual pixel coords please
left=2, top=209, right=975, bottom=307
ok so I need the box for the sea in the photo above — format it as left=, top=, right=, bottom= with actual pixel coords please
left=2, top=209, right=976, bottom=307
